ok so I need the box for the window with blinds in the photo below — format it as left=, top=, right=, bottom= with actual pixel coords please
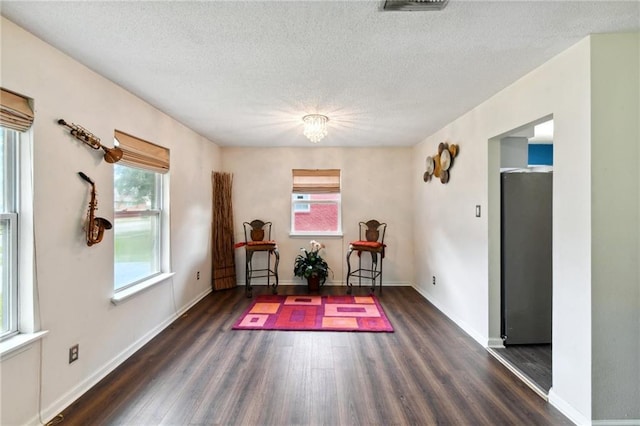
left=113, top=131, right=168, bottom=291
left=291, top=169, right=342, bottom=235
left=0, top=87, right=32, bottom=341
left=114, top=130, right=169, bottom=173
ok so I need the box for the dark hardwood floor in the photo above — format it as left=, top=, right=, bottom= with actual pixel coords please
left=55, top=286, right=572, bottom=425
left=492, top=344, right=552, bottom=394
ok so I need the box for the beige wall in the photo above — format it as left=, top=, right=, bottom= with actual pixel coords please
left=221, top=147, right=414, bottom=288
left=1, top=17, right=221, bottom=425
left=590, top=33, right=640, bottom=420
left=412, top=33, right=640, bottom=424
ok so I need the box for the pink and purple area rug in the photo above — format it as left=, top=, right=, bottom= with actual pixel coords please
left=232, top=294, right=394, bottom=332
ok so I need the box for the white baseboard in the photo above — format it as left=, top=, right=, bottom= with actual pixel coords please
left=174, top=287, right=212, bottom=317
left=592, top=420, right=640, bottom=426
left=237, top=280, right=412, bottom=287
left=487, top=337, right=505, bottom=348
left=40, top=287, right=212, bottom=423
left=548, top=388, right=590, bottom=426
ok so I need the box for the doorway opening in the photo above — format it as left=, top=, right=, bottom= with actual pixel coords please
left=487, top=116, right=554, bottom=398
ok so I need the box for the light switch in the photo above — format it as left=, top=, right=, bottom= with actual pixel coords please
left=475, top=205, right=481, bottom=217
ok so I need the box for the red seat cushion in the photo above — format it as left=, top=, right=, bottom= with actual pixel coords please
left=350, top=240, right=383, bottom=250
left=246, top=240, right=277, bottom=250
left=248, top=240, right=276, bottom=246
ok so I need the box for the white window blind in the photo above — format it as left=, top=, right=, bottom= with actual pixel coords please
left=292, top=169, right=340, bottom=193
left=0, top=88, right=34, bottom=133
left=114, top=130, right=169, bottom=173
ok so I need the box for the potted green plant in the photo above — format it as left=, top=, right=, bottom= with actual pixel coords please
left=293, top=240, right=331, bottom=291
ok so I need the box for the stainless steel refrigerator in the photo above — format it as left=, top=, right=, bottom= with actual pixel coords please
left=501, top=169, right=552, bottom=345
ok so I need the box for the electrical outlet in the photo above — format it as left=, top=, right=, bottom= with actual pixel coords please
left=432, top=276, right=436, bottom=285
left=69, top=344, right=79, bottom=364
left=197, top=271, right=200, bottom=280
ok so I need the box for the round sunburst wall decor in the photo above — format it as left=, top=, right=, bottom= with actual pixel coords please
left=423, top=142, right=459, bottom=184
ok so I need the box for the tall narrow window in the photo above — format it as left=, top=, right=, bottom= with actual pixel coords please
left=291, top=169, right=341, bottom=236
left=113, top=130, right=169, bottom=291
left=0, top=88, right=32, bottom=341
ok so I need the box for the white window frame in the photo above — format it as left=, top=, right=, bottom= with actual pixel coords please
left=0, top=94, right=48, bottom=357
left=1, top=127, right=19, bottom=341
left=112, top=163, right=171, bottom=301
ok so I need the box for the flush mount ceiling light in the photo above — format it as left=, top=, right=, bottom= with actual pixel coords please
left=302, top=114, right=329, bottom=143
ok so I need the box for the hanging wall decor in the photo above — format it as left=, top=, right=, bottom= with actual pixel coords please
left=58, top=119, right=123, bottom=163
left=423, top=142, right=459, bottom=184
left=78, top=172, right=112, bottom=246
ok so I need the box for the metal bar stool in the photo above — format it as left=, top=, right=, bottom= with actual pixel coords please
left=346, top=220, right=387, bottom=294
left=243, top=219, right=279, bottom=298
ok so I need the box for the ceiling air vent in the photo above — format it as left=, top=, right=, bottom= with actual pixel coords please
left=381, top=0, right=449, bottom=11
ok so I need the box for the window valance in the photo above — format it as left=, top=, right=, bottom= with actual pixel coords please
left=114, top=130, right=169, bottom=173
left=0, top=88, right=34, bottom=132
left=292, top=169, right=340, bottom=193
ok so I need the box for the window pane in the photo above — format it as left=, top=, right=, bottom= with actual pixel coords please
left=114, top=164, right=161, bottom=290
left=114, top=214, right=160, bottom=290
left=0, top=133, right=4, bottom=212
left=293, top=194, right=340, bottom=233
left=0, top=218, right=15, bottom=335
left=0, top=127, right=17, bottom=339
left=114, top=165, right=159, bottom=210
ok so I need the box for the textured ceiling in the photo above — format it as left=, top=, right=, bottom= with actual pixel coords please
left=1, top=1, right=638, bottom=147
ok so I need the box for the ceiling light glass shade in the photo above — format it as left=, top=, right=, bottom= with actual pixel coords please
left=302, top=114, right=329, bottom=143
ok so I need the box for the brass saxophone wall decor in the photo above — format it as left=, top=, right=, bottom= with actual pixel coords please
left=59, top=119, right=123, bottom=163
left=78, top=172, right=112, bottom=246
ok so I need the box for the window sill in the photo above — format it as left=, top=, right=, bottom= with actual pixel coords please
left=111, top=272, right=175, bottom=305
left=1, top=330, right=49, bottom=361
left=289, top=232, right=343, bottom=238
